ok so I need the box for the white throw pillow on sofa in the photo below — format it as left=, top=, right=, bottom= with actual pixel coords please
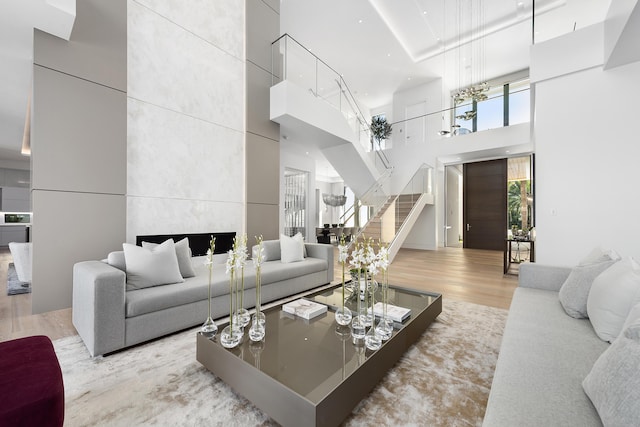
left=583, top=309, right=640, bottom=426
left=280, top=233, right=304, bottom=263
left=587, top=257, right=640, bottom=342
left=123, top=239, right=184, bottom=290
left=142, top=237, right=195, bottom=278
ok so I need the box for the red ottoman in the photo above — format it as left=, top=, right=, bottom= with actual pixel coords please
left=0, top=335, right=64, bottom=427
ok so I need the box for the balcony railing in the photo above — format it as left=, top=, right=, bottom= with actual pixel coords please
left=271, top=33, right=390, bottom=171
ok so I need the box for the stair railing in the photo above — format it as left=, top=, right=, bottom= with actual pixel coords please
left=350, top=164, right=433, bottom=248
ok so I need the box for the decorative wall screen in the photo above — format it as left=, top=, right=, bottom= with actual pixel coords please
left=284, top=168, right=307, bottom=237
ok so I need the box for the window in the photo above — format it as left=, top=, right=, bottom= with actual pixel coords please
left=452, top=78, right=529, bottom=134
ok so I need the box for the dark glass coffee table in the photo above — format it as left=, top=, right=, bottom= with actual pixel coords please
left=196, top=283, right=442, bottom=427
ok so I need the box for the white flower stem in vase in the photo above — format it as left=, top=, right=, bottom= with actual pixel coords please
left=335, top=235, right=352, bottom=326
left=249, top=235, right=265, bottom=342
left=201, top=236, right=218, bottom=337
left=375, top=244, right=393, bottom=341
left=221, top=238, right=242, bottom=348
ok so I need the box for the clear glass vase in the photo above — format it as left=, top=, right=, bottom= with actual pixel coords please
left=375, top=273, right=393, bottom=340
left=248, top=315, right=265, bottom=342
left=364, top=279, right=382, bottom=351
left=220, top=323, right=243, bottom=348
left=201, top=269, right=218, bottom=337
left=335, top=266, right=352, bottom=326
left=201, top=316, right=218, bottom=338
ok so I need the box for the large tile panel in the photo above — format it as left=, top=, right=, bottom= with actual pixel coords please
left=32, top=66, right=126, bottom=194
left=247, top=62, right=280, bottom=141
left=31, top=190, right=126, bottom=313
left=247, top=202, right=279, bottom=241
left=246, top=0, right=279, bottom=72
left=246, top=132, right=278, bottom=205
left=133, top=0, right=244, bottom=60
left=127, top=98, right=244, bottom=201
left=34, top=0, right=126, bottom=91
left=128, top=0, right=244, bottom=131
left=127, top=196, right=244, bottom=243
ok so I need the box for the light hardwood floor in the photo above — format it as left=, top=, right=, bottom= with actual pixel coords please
left=0, top=246, right=517, bottom=344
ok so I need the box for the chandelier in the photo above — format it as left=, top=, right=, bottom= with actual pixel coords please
left=452, top=0, right=489, bottom=111
left=322, top=193, right=347, bottom=207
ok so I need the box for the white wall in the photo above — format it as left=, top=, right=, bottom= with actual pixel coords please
left=533, top=22, right=640, bottom=264
left=127, top=0, right=245, bottom=242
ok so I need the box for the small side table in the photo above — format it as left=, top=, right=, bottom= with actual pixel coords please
left=504, top=238, right=535, bottom=274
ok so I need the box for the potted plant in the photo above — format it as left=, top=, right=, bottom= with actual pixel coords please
left=370, top=116, right=392, bottom=150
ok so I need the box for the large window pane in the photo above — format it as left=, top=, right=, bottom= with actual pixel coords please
left=509, top=88, right=530, bottom=125
left=477, top=94, right=504, bottom=131
left=454, top=102, right=473, bottom=134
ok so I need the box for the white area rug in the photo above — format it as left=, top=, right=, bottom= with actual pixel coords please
left=54, top=300, right=507, bottom=426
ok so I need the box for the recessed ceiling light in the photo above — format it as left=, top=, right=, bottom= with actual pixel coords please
left=407, top=77, right=412, bottom=80
left=358, top=19, right=363, bottom=24
left=305, top=151, right=309, bottom=155
left=387, top=53, right=391, bottom=57
left=423, top=11, right=427, bottom=15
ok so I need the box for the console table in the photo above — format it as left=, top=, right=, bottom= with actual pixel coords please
left=504, top=238, right=535, bottom=274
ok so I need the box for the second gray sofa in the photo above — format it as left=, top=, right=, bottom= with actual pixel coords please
left=483, top=263, right=608, bottom=426
left=72, top=240, right=333, bottom=357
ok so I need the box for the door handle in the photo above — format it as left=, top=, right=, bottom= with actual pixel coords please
left=466, top=223, right=471, bottom=232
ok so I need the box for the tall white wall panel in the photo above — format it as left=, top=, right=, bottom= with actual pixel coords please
left=127, top=0, right=246, bottom=241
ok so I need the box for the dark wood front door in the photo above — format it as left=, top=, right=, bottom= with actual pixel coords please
left=463, top=159, right=507, bottom=251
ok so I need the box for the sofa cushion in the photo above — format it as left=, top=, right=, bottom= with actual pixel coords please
left=583, top=312, right=640, bottom=426
left=558, top=260, right=617, bottom=318
left=142, top=237, right=195, bottom=278
left=587, top=257, right=640, bottom=342
left=123, top=240, right=183, bottom=290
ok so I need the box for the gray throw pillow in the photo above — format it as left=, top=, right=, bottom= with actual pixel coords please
left=107, top=251, right=126, bottom=272
left=123, top=239, right=184, bottom=290
left=583, top=313, right=640, bottom=426
left=142, top=237, right=195, bottom=278
left=558, top=260, right=617, bottom=318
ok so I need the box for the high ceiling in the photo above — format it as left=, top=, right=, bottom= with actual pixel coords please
left=281, top=0, right=610, bottom=110
left=0, top=0, right=610, bottom=171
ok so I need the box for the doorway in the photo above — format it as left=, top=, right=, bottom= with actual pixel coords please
left=463, top=159, right=508, bottom=251
left=445, top=156, right=534, bottom=251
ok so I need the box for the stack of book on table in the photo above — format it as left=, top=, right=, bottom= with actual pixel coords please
left=282, top=299, right=327, bottom=320
left=370, top=302, right=411, bottom=323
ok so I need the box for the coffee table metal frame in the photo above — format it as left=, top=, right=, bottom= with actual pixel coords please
left=196, top=284, right=442, bottom=427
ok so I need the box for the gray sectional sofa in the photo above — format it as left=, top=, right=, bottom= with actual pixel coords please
left=72, top=239, right=333, bottom=357
left=483, top=263, right=608, bottom=426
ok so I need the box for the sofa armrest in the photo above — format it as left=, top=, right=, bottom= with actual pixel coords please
left=518, top=263, right=572, bottom=292
left=72, top=261, right=126, bottom=357
left=305, top=243, right=334, bottom=283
